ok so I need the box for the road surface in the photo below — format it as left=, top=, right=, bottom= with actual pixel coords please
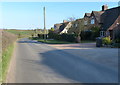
left=7, top=38, right=118, bottom=83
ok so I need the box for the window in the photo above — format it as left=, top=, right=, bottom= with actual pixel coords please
left=100, top=31, right=105, bottom=37
left=54, top=25, right=57, bottom=29
left=84, top=21, right=88, bottom=25
left=91, top=19, right=95, bottom=24
left=75, top=24, right=78, bottom=28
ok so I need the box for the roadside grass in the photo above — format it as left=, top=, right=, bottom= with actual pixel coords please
left=81, top=40, right=95, bottom=43
left=2, top=44, right=15, bottom=82
left=30, top=37, right=95, bottom=44
left=1, top=31, right=17, bottom=83
left=0, top=57, right=2, bottom=84
left=29, top=37, right=40, bottom=40
left=38, top=39, right=72, bottom=44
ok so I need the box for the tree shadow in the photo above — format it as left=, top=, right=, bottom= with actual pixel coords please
left=17, top=38, right=118, bottom=83
left=35, top=49, right=118, bottom=83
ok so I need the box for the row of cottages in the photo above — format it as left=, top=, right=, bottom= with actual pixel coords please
left=54, top=5, right=120, bottom=40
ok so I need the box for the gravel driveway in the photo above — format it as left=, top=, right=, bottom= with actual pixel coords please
left=49, top=43, right=118, bottom=69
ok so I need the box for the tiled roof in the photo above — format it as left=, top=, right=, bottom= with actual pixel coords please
left=92, top=11, right=104, bottom=23
left=102, top=6, right=120, bottom=31
left=84, top=13, right=91, bottom=17
left=108, top=15, right=120, bottom=30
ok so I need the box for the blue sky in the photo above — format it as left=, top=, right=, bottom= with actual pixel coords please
left=1, top=2, right=118, bottom=29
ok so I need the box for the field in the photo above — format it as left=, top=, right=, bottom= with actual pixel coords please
left=5, top=29, right=36, bottom=38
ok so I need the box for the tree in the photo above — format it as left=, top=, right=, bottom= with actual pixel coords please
left=67, top=16, right=76, bottom=22
left=73, top=19, right=84, bottom=43
left=50, top=27, right=54, bottom=31
left=90, top=26, right=100, bottom=40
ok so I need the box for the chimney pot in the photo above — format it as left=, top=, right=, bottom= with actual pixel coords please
left=102, top=5, right=108, bottom=11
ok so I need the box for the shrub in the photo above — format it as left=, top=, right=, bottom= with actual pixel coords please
left=81, top=26, right=100, bottom=41
left=2, top=31, right=17, bottom=51
left=81, top=30, right=92, bottom=40
left=48, top=32, right=76, bottom=42
left=37, top=34, right=48, bottom=39
left=102, top=36, right=112, bottom=45
left=112, top=43, right=120, bottom=48
left=61, top=33, right=76, bottom=42
left=114, top=38, right=120, bottom=43
left=111, top=38, right=120, bottom=48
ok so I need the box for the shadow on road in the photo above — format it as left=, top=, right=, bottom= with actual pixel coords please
left=18, top=40, right=38, bottom=43
left=36, top=49, right=117, bottom=83
left=17, top=38, right=118, bottom=83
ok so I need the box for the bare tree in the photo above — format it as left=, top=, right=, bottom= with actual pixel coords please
left=67, top=16, right=76, bottom=22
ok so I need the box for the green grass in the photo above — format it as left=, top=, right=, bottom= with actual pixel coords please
left=1, top=43, right=15, bottom=82
left=29, top=37, right=95, bottom=44
left=38, top=39, right=95, bottom=44
left=81, top=40, right=95, bottom=43
left=5, top=29, right=35, bottom=38
left=38, top=39, right=72, bottom=44
left=29, top=37, right=40, bottom=40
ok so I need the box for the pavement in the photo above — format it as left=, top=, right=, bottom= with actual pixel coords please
left=7, top=38, right=118, bottom=83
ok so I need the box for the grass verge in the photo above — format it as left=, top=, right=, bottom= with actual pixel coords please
left=38, top=39, right=72, bottom=44
left=2, top=43, right=15, bottom=82
left=81, top=40, right=95, bottom=43
left=30, top=37, right=95, bottom=44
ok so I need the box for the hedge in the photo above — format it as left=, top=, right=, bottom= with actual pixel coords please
left=48, top=32, right=76, bottom=42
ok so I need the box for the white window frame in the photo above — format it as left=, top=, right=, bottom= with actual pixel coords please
left=75, top=24, right=78, bottom=28
left=100, top=31, right=105, bottom=37
left=91, top=18, right=95, bottom=24
left=84, top=21, right=88, bottom=25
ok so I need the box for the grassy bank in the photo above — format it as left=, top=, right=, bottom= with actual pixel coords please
left=38, top=39, right=72, bottom=44
left=1, top=31, right=17, bottom=83
left=0, top=56, right=2, bottom=84
left=2, top=43, right=15, bottom=82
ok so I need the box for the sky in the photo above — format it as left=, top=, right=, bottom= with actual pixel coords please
left=0, top=2, right=119, bottom=29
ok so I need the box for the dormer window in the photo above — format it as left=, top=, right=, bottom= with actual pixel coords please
left=84, top=21, right=88, bottom=25
left=75, top=24, right=78, bottom=28
left=91, top=17, right=95, bottom=24
left=54, top=25, right=57, bottom=29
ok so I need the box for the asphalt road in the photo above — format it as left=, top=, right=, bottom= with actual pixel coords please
left=8, top=38, right=118, bottom=83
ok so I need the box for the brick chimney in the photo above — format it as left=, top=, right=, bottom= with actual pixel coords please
left=102, top=5, right=108, bottom=11
left=63, top=20, right=68, bottom=23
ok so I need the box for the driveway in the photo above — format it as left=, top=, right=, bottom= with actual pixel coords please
left=48, top=43, right=118, bottom=69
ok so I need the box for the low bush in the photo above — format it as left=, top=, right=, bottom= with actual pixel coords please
left=37, top=34, right=48, bottom=39
left=2, top=31, right=17, bottom=51
left=114, top=38, right=120, bottom=43
left=112, top=43, right=120, bottom=48
left=102, top=37, right=112, bottom=45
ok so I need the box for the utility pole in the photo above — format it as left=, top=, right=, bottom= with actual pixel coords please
left=43, top=7, right=46, bottom=41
